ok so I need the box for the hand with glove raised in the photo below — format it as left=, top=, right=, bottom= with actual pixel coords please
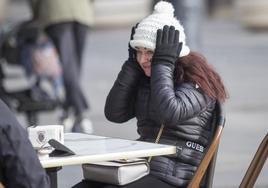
left=152, top=25, right=182, bottom=66
left=124, top=23, right=143, bottom=75
left=128, top=23, right=138, bottom=63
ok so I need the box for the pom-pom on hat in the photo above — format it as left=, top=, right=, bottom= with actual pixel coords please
left=130, top=1, right=190, bottom=57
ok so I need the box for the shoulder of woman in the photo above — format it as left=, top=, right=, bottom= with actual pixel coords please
left=174, top=83, right=215, bottom=112
left=175, top=82, right=207, bottom=99
left=175, top=82, right=196, bottom=90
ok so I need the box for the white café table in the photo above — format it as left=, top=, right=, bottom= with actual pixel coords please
left=40, top=133, right=176, bottom=188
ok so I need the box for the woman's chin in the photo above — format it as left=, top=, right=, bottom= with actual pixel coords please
left=142, top=67, right=151, bottom=77
left=144, top=71, right=151, bottom=77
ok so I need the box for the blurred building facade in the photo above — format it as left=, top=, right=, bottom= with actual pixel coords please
left=4, top=0, right=240, bottom=27
left=236, top=0, right=268, bottom=29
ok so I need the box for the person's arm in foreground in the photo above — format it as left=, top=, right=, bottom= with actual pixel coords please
left=0, top=99, right=50, bottom=188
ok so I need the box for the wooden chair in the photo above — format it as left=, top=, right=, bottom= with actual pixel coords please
left=187, top=101, right=226, bottom=188
left=239, top=133, right=268, bottom=188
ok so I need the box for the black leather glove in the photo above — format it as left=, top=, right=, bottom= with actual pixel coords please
left=128, top=24, right=138, bottom=62
left=152, top=25, right=182, bottom=66
left=126, top=23, right=143, bottom=74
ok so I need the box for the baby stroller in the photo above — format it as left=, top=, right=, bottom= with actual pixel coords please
left=0, top=20, right=64, bottom=126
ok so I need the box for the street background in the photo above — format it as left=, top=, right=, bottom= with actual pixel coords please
left=2, top=0, right=268, bottom=187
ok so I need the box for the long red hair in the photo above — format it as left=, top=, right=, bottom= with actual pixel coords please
left=174, top=51, right=228, bottom=103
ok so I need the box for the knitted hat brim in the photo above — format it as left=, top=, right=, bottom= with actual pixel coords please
left=130, top=40, right=155, bottom=51
left=130, top=39, right=190, bottom=57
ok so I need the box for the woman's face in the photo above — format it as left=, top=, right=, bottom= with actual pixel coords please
left=136, top=47, right=154, bottom=77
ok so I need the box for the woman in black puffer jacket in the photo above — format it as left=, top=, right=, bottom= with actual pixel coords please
left=73, top=1, right=228, bottom=188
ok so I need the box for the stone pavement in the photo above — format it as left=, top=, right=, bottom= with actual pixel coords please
left=3, top=1, right=268, bottom=187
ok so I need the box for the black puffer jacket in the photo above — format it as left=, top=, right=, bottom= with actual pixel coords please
left=105, top=61, right=216, bottom=187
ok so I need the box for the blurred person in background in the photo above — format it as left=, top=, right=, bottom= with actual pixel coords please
left=1, top=14, right=50, bottom=184
left=73, top=1, right=228, bottom=188
left=169, top=0, right=205, bottom=51
left=1, top=13, right=47, bottom=180
left=0, top=99, right=50, bottom=188
left=29, top=0, right=94, bottom=133
left=0, top=0, right=7, bottom=23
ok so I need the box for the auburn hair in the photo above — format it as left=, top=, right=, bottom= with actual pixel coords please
left=174, top=51, right=228, bottom=103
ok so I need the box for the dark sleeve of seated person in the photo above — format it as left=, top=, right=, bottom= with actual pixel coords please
left=0, top=99, right=50, bottom=188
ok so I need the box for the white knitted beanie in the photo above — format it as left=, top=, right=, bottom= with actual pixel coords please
left=130, top=1, right=190, bottom=57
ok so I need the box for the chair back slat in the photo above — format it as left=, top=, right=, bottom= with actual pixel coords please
left=239, top=133, right=268, bottom=188
left=187, top=101, right=225, bottom=188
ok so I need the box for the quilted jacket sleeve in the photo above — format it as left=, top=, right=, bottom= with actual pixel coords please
left=0, top=100, right=50, bottom=188
left=150, top=63, right=210, bottom=126
left=104, top=61, right=142, bottom=123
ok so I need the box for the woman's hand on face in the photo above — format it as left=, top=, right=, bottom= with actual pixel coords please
left=126, top=23, right=144, bottom=74
left=152, top=25, right=182, bottom=66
